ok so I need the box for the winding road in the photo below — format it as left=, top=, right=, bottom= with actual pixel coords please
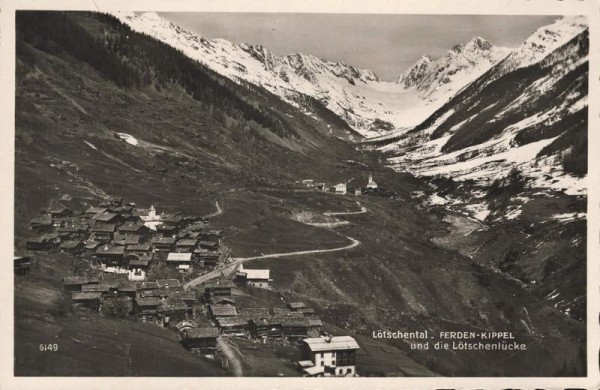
left=183, top=200, right=366, bottom=289
left=323, top=201, right=368, bottom=216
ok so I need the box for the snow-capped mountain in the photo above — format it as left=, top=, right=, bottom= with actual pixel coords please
left=368, top=16, right=588, bottom=219
left=110, top=11, right=509, bottom=137
left=394, top=37, right=511, bottom=101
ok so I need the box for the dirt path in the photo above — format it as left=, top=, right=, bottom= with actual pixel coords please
left=202, top=201, right=223, bottom=219
left=231, top=236, right=360, bottom=261
left=323, top=201, right=367, bottom=216
left=217, top=336, right=243, bottom=377
left=183, top=235, right=359, bottom=289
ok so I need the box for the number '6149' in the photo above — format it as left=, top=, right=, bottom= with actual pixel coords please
left=39, top=344, right=58, bottom=352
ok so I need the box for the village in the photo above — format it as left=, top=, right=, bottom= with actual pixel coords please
left=16, top=192, right=365, bottom=377
left=300, top=173, right=394, bottom=198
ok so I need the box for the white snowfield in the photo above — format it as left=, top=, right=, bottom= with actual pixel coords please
left=111, top=11, right=514, bottom=138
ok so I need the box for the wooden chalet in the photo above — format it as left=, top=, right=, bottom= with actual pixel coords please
left=248, top=316, right=283, bottom=339
left=157, top=224, right=178, bottom=237
left=117, top=282, right=138, bottom=298
left=125, top=244, right=151, bottom=258
left=91, top=212, right=123, bottom=226
left=208, top=304, right=238, bottom=320
left=156, top=278, right=182, bottom=290
left=94, top=245, right=125, bottom=267
left=194, top=248, right=220, bottom=267
left=84, top=240, right=101, bottom=253
left=161, top=214, right=187, bottom=229
left=90, top=224, right=116, bottom=243
left=46, top=206, right=73, bottom=218
left=57, top=225, right=88, bottom=240
left=29, top=217, right=54, bottom=234
left=180, top=327, right=219, bottom=352
left=113, top=233, right=141, bottom=246
left=199, top=239, right=219, bottom=251
left=204, top=280, right=235, bottom=299
left=26, top=237, right=51, bottom=251
left=82, top=283, right=111, bottom=293
left=117, top=222, right=151, bottom=238
left=63, top=276, right=100, bottom=292
left=82, top=206, right=108, bottom=218
left=71, top=292, right=102, bottom=311
left=59, top=240, right=85, bottom=254
left=151, top=236, right=177, bottom=252
left=215, top=317, right=248, bottom=336
left=158, top=299, right=192, bottom=325
left=135, top=296, right=162, bottom=321
left=176, top=239, right=198, bottom=252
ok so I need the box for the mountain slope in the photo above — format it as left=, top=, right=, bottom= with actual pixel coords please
left=371, top=16, right=588, bottom=196
left=394, top=37, right=510, bottom=101
left=110, top=12, right=510, bottom=137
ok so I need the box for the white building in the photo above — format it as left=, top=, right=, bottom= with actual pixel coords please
left=334, top=183, right=347, bottom=195
left=299, top=336, right=360, bottom=377
left=237, top=263, right=271, bottom=288
left=366, top=173, right=378, bottom=189
left=166, top=252, right=192, bottom=272
left=140, top=204, right=162, bottom=230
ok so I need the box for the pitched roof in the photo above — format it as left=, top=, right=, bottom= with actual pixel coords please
left=151, top=237, right=177, bottom=245
left=118, top=282, right=137, bottom=292
left=205, top=280, right=235, bottom=289
left=155, top=279, right=182, bottom=288
left=159, top=299, right=190, bottom=312
left=82, top=284, right=110, bottom=292
left=243, top=268, right=270, bottom=280
left=114, top=233, right=141, bottom=242
left=126, top=243, right=151, bottom=251
left=118, top=222, right=146, bottom=232
left=60, top=240, right=83, bottom=249
left=85, top=206, right=108, bottom=214
left=135, top=297, right=162, bottom=306
left=176, top=239, right=198, bottom=246
left=72, top=292, right=103, bottom=301
left=128, top=258, right=150, bottom=267
left=139, top=281, right=159, bottom=290
left=85, top=241, right=101, bottom=250
left=91, top=224, right=116, bottom=233
left=288, top=302, right=306, bottom=310
left=303, top=336, right=360, bottom=352
left=183, top=327, right=220, bottom=339
left=95, top=245, right=124, bottom=255
left=216, top=317, right=248, bottom=327
left=166, top=252, right=192, bottom=262
left=209, top=304, right=238, bottom=317
left=92, top=212, right=119, bottom=222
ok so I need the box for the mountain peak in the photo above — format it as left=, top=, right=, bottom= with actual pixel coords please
left=466, top=36, right=493, bottom=51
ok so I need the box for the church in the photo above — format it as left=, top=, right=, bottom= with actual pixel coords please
left=366, top=173, right=378, bottom=190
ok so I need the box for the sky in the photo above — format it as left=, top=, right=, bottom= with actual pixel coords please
left=160, top=13, right=558, bottom=81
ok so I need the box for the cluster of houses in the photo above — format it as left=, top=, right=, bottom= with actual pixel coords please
left=302, top=173, right=380, bottom=196
left=202, top=279, right=323, bottom=341
left=25, top=197, right=226, bottom=281
left=60, top=268, right=361, bottom=376
left=23, top=196, right=362, bottom=377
